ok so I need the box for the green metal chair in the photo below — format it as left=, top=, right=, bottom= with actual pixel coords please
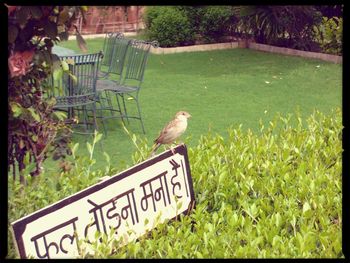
left=95, top=36, right=132, bottom=134
left=51, top=51, right=104, bottom=134
left=96, top=39, right=159, bottom=134
left=98, top=32, right=125, bottom=79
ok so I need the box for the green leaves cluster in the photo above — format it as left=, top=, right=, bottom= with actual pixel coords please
left=8, top=6, right=87, bottom=183
left=235, top=6, right=323, bottom=51
left=8, top=108, right=342, bottom=258
left=144, top=6, right=235, bottom=47
left=314, top=16, right=342, bottom=55
left=144, top=6, right=196, bottom=47
left=144, top=5, right=342, bottom=55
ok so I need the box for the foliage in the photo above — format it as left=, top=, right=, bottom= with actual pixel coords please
left=175, top=6, right=205, bottom=35
left=143, top=5, right=343, bottom=55
left=313, top=16, right=342, bottom=55
left=8, top=109, right=343, bottom=258
left=8, top=6, right=87, bottom=184
left=198, top=6, right=234, bottom=43
left=7, top=131, right=115, bottom=259
left=144, top=6, right=196, bottom=47
left=236, top=5, right=322, bottom=51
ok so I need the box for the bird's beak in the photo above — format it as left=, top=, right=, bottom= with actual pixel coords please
left=188, top=114, right=192, bottom=118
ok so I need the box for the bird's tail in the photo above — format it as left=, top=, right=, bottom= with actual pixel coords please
left=150, top=143, right=161, bottom=157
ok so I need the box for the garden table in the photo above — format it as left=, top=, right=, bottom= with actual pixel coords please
left=49, top=51, right=104, bottom=133
left=52, top=45, right=77, bottom=56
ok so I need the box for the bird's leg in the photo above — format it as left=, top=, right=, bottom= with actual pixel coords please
left=168, top=144, right=176, bottom=155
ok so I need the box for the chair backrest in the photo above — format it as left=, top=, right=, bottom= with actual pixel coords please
left=108, top=37, right=131, bottom=78
left=122, top=40, right=159, bottom=84
left=101, top=32, right=124, bottom=68
left=57, top=52, right=103, bottom=98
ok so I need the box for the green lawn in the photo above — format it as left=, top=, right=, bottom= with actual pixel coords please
left=44, top=38, right=342, bottom=175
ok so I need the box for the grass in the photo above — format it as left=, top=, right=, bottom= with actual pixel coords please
left=43, top=37, right=342, bottom=175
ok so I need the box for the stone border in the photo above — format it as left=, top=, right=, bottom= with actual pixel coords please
left=150, top=42, right=238, bottom=54
left=248, top=42, right=342, bottom=64
left=150, top=41, right=341, bottom=64
left=70, top=34, right=342, bottom=64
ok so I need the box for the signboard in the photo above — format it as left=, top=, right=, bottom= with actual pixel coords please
left=11, top=144, right=195, bottom=259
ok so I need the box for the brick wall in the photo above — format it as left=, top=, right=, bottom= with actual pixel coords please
left=76, top=6, right=145, bottom=35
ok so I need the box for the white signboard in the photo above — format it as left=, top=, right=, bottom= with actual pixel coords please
left=11, top=144, right=195, bottom=259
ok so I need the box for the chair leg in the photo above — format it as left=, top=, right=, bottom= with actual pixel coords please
left=105, top=90, right=115, bottom=117
left=135, top=96, right=146, bottom=134
left=120, top=94, right=130, bottom=124
left=115, top=93, right=127, bottom=125
left=96, top=95, right=108, bottom=136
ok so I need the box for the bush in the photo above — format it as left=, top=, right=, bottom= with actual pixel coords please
left=198, top=6, right=233, bottom=43
left=8, top=108, right=343, bottom=258
left=8, top=6, right=87, bottom=184
left=237, top=6, right=323, bottom=51
left=144, top=6, right=196, bottom=47
left=314, top=16, right=342, bottom=55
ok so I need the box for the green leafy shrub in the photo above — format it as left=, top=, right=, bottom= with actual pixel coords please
left=8, top=6, right=88, bottom=184
left=198, top=6, right=233, bottom=43
left=144, top=6, right=196, bottom=47
left=175, top=6, right=205, bottom=34
left=8, top=109, right=343, bottom=258
left=237, top=6, right=323, bottom=51
left=314, top=16, right=342, bottom=55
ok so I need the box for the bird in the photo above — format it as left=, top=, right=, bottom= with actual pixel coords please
left=150, top=111, right=191, bottom=156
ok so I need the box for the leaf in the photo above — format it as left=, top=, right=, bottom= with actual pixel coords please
left=95, top=132, right=103, bottom=143
left=28, top=108, right=41, bottom=122
left=272, top=236, right=281, bottom=247
left=8, top=25, right=18, bottom=43
left=23, top=152, right=31, bottom=166
left=53, top=68, right=63, bottom=89
left=247, top=162, right=253, bottom=170
left=31, top=134, right=38, bottom=142
left=76, top=33, right=88, bottom=53
left=61, top=60, right=69, bottom=72
left=302, top=202, right=311, bottom=215
left=10, top=102, right=23, bottom=117
left=72, top=143, right=79, bottom=155
left=68, top=73, right=78, bottom=85
left=275, top=212, right=281, bottom=228
left=86, top=142, right=93, bottom=155
left=103, top=152, right=110, bottom=163
left=53, top=111, right=67, bottom=121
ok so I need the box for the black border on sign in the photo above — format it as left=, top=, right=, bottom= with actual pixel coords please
left=11, top=144, right=195, bottom=259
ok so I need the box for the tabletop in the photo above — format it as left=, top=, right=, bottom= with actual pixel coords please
left=52, top=45, right=77, bottom=56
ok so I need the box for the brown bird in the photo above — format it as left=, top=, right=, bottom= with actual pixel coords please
left=150, top=111, right=191, bottom=156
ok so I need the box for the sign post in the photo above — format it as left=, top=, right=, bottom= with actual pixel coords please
left=11, top=144, right=195, bottom=259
